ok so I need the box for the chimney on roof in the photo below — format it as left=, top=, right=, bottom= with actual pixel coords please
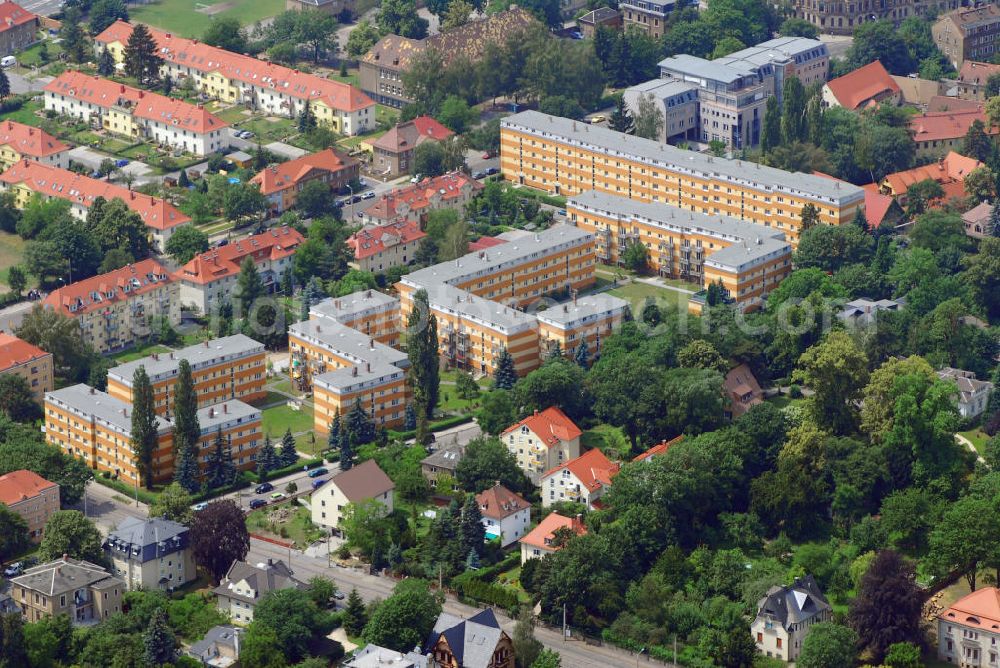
left=209, top=407, right=215, bottom=418
left=89, top=387, right=95, bottom=394
left=366, top=361, right=370, bottom=372
left=223, top=403, right=227, bottom=414
left=369, top=338, right=374, bottom=349
left=203, top=340, right=209, bottom=348
left=351, top=366, right=358, bottom=377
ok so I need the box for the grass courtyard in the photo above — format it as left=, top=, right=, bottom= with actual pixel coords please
left=245, top=501, right=325, bottom=549
left=261, top=402, right=314, bottom=438
left=129, top=0, right=285, bottom=37
left=607, top=281, right=693, bottom=313
left=960, top=427, right=989, bottom=454
left=0, top=231, right=27, bottom=287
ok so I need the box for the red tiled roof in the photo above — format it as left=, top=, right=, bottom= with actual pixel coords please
left=910, top=108, right=996, bottom=143
left=825, top=61, right=900, bottom=110
left=0, top=1, right=37, bottom=32
left=468, top=236, right=507, bottom=252
left=813, top=171, right=896, bottom=229
left=0, top=333, right=49, bottom=370
left=502, top=406, right=582, bottom=448
left=881, top=151, right=982, bottom=196
left=45, top=71, right=226, bottom=135
left=371, top=116, right=454, bottom=154
left=0, top=469, right=56, bottom=505
left=250, top=148, right=357, bottom=196
left=175, top=226, right=304, bottom=286
left=959, top=60, right=1000, bottom=85
left=365, top=171, right=483, bottom=223
left=723, top=362, right=763, bottom=417
left=632, top=435, right=683, bottom=463
left=476, top=483, right=530, bottom=520
left=940, top=587, right=1000, bottom=630
left=347, top=221, right=426, bottom=260
left=541, top=448, right=619, bottom=493
left=0, top=161, right=190, bottom=231
left=43, top=259, right=174, bottom=318
left=96, top=21, right=374, bottom=114
left=0, top=120, right=67, bottom=158
left=519, top=512, right=586, bottom=550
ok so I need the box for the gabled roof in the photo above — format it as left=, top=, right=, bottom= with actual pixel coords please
left=12, top=557, right=121, bottom=596
left=347, top=220, right=426, bottom=260
left=0, top=1, right=36, bottom=31
left=0, top=332, right=49, bottom=370
left=825, top=60, right=900, bottom=110
left=632, top=435, right=684, bottom=463
left=519, top=512, right=586, bottom=550
left=323, top=459, right=394, bottom=501
left=43, top=258, right=175, bottom=317
left=959, top=60, right=1000, bottom=85
left=755, top=575, right=831, bottom=628
left=107, top=516, right=187, bottom=549
left=250, top=148, right=357, bottom=196
left=724, top=363, right=763, bottom=417
left=365, top=171, right=482, bottom=223
left=881, top=151, right=982, bottom=196
left=938, top=366, right=994, bottom=402
left=96, top=21, right=374, bottom=113
left=0, top=469, right=57, bottom=505
left=426, top=609, right=507, bottom=668
left=0, top=161, right=190, bottom=230
left=371, top=116, right=453, bottom=154
left=174, top=226, right=304, bottom=285
left=540, top=448, right=619, bottom=493
left=910, top=108, right=996, bottom=143
left=0, top=120, right=67, bottom=158
left=213, top=559, right=306, bottom=604
left=476, top=483, right=530, bottom=520
left=501, top=406, right=582, bottom=448
left=941, top=587, right=1000, bottom=631
left=928, top=95, right=983, bottom=113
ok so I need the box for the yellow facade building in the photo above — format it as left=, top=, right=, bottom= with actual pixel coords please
left=0, top=333, right=53, bottom=403
left=536, top=293, right=629, bottom=359
left=500, top=111, right=865, bottom=246
left=309, top=290, right=401, bottom=348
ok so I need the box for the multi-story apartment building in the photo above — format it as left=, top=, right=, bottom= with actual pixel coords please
left=0, top=161, right=191, bottom=250
left=309, top=290, right=401, bottom=347
left=954, top=61, right=1000, bottom=100
left=0, top=470, right=58, bottom=543
left=396, top=225, right=599, bottom=375
left=536, top=293, right=629, bottom=359
left=622, top=79, right=700, bottom=144
left=251, top=148, right=359, bottom=214
left=934, top=5, right=1000, bottom=69
left=911, top=107, right=997, bottom=158
left=104, top=517, right=196, bottom=591
left=0, top=120, right=69, bottom=170
left=11, top=557, right=124, bottom=625
left=194, top=400, right=262, bottom=474
left=0, top=333, right=52, bottom=402
left=0, top=1, right=38, bottom=57
left=361, top=172, right=483, bottom=227
left=539, top=448, right=620, bottom=509
left=500, top=111, right=865, bottom=246
left=95, top=21, right=374, bottom=136
left=568, top=191, right=793, bottom=311
left=501, top=407, right=582, bottom=480
left=620, top=0, right=696, bottom=37
left=106, top=335, right=267, bottom=416
left=795, top=0, right=959, bottom=36
left=174, top=226, right=304, bottom=314
left=346, top=221, right=426, bottom=274
left=44, top=72, right=228, bottom=156
left=42, top=259, right=179, bottom=355
left=44, top=384, right=175, bottom=485
left=938, top=587, right=1000, bottom=666
left=371, top=116, right=453, bottom=178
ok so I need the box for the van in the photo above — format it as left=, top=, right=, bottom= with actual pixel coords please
left=1, top=56, right=16, bottom=69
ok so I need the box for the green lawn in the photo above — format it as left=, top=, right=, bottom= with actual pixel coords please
left=214, top=106, right=251, bottom=125
left=129, top=0, right=285, bottom=37
left=16, top=39, right=63, bottom=68
left=608, top=281, right=690, bottom=312
left=0, top=231, right=27, bottom=287
left=245, top=502, right=325, bottom=549
left=261, top=402, right=314, bottom=438
left=960, top=427, right=989, bottom=454
left=766, top=395, right=806, bottom=411
left=110, top=343, right=171, bottom=363
left=0, top=99, right=43, bottom=126
left=581, top=424, right=630, bottom=459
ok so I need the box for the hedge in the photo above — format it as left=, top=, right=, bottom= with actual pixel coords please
left=94, top=475, right=160, bottom=505
left=387, top=414, right=474, bottom=441
left=242, top=457, right=324, bottom=484
left=455, top=578, right=519, bottom=611
left=601, top=628, right=683, bottom=664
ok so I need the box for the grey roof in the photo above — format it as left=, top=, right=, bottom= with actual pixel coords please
left=228, top=151, right=252, bottom=162
left=425, top=609, right=506, bottom=668
left=290, top=319, right=409, bottom=368
left=108, top=516, right=187, bottom=550
left=213, top=559, right=305, bottom=605
left=502, top=111, right=865, bottom=206
left=423, top=284, right=538, bottom=334
left=659, top=53, right=758, bottom=84
left=310, top=290, right=399, bottom=323
left=535, top=294, right=630, bottom=329
left=837, top=298, right=904, bottom=325
left=345, top=645, right=428, bottom=668
left=45, top=383, right=172, bottom=435
left=188, top=625, right=244, bottom=663
left=625, top=78, right=699, bottom=99
left=12, top=557, right=123, bottom=596
left=421, top=443, right=466, bottom=471
left=716, top=37, right=827, bottom=70
left=197, top=400, right=260, bottom=434
left=938, top=367, right=994, bottom=401
left=108, top=335, right=265, bottom=386
left=578, top=6, right=619, bottom=22
left=755, top=575, right=831, bottom=628
left=312, top=361, right=406, bottom=395
left=568, top=190, right=790, bottom=272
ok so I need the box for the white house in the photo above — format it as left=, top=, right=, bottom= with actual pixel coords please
left=475, top=483, right=530, bottom=548
left=212, top=559, right=305, bottom=625
left=938, top=367, right=994, bottom=418
left=501, top=407, right=582, bottom=481
left=539, top=448, right=619, bottom=510
left=751, top=575, right=832, bottom=662
left=518, top=512, right=586, bottom=564
left=938, top=587, right=1000, bottom=666
left=311, top=459, right=395, bottom=530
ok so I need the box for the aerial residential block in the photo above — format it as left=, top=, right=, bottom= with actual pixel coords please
left=500, top=111, right=865, bottom=246
left=620, top=0, right=695, bottom=37
left=361, top=172, right=483, bottom=227
left=794, top=0, right=958, bottom=36
left=309, top=290, right=401, bottom=347
left=193, top=401, right=262, bottom=474
left=501, top=407, right=582, bottom=480
left=934, top=5, right=1000, bottom=69
left=0, top=1, right=38, bottom=58
left=751, top=576, right=832, bottom=661
left=346, top=220, right=426, bottom=274
left=104, top=516, right=196, bottom=591
left=96, top=21, right=375, bottom=135
left=213, top=559, right=306, bottom=625
left=11, top=557, right=124, bottom=625
left=42, top=259, right=180, bottom=354
left=251, top=149, right=359, bottom=214
left=938, top=587, right=1000, bottom=665
left=535, top=293, right=629, bottom=360
left=0, top=470, right=58, bottom=543
left=476, top=482, right=531, bottom=548
left=821, top=60, right=902, bottom=111
left=539, top=448, right=620, bottom=509
left=0, top=333, right=53, bottom=402
left=519, top=512, right=587, bottom=563
left=311, top=459, right=394, bottom=529
left=106, top=335, right=267, bottom=415
left=0, top=120, right=69, bottom=170
left=44, top=72, right=228, bottom=156
left=370, top=116, right=453, bottom=178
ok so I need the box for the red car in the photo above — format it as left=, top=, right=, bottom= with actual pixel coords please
left=482, top=152, right=493, bottom=159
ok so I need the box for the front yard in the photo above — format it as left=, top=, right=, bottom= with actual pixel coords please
left=261, top=401, right=314, bottom=438
left=245, top=501, right=325, bottom=549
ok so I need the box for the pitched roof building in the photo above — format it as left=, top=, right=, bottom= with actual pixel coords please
left=502, top=406, right=582, bottom=480
left=104, top=516, right=196, bottom=590
left=879, top=150, right=982, bottom=202
left=213, top=559, right=306, bottom=625
left=910, top=107, right=997, bottom=158
left=311, top=459, right=395, bottom=529
left=539, top=447, right=619, bottom=509
left=421, top=443, right=465, bottom=488
left=370, top=116, right=454, bottom=177
left=0, top=120, right=69, bottom=169
left=938, top=366, right=994, bottom=418
left=0, top=1, right=38, bottom=58
left=476, top=482, right=531, bottom=547
left=822, top=60, right=902, bottom=110
left=955, top=60, right=1000, bottom=100
left=962, top=200, right=995, bottom=238
left=519, top=512, right=587, bottom=563
left=752, top=575, right=832, bottom=661
left=938, top=587, right=1000, bottom=665
left=251, top=148, right=359, bottom=214
left=186, top=625, right=245, bottom=668
left=0, top=161, right=191, bottom=249
left=632, top=435, right=684, bottom=463
left=933, top=5, right=1000, bottom=69
left=362, top=172, right=483, bottom=226
left=424, top=609, right=515, bottom=668
left=0, top=332, right=52, bottom=402
left=0, top=469, right=59, bottom=542
left=346, top=220, right=426, bottom=274
left=723, top=363, right=763, bottom=419
left=11, top=556, right=125, bottom=625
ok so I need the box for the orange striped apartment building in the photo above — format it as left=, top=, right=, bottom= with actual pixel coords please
left=396, top=225, right=602, bottom=375
left=568, top=191, right=792, bottom=311
left=536, top=293, right=629, bottom=358
left=192, top=401, right=262, bottom=474
left=106, top=335, right=267, bottom=417
left=500, top=111, right=865, bottom=247
left=44, top=384, right=174, bottom=485
left=309, top=289, right=401, bottom=347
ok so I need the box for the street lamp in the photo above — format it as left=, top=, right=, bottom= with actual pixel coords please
left=346, top=183, right=355, bottom=222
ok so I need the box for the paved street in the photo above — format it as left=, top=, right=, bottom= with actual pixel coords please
left=70, top=479, right=147, bottom=534
left=17, top=0, right=62, bottom=16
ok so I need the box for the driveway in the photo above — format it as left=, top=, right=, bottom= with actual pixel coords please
left=0, top=300, right=38, bottom=333
left=18, top=0, right=62, bottom=16
left=66, top=146, right=157, bottom=185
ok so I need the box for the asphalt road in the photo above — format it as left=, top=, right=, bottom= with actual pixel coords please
left=71, top=479, right=147, bottom=534
left=18, top=0, right=62, bottom=16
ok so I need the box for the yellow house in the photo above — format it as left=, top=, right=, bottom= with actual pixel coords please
left=0, top=121, right=69, bottom=170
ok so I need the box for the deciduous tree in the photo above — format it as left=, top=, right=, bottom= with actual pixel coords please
left=361, top=578, right=441, bottom=651
left=130, top=366, right=159, bottom=489
left=39, top=510, right=104, bottom=564
left=189, top=500, right=250, bottom=584
left=849, top=550, right=923, bottom=663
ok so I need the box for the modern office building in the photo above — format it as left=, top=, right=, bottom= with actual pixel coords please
left=622, top=79, right=699, bottom=144
left=934, top=5, right=1000, bottom=69
left=499, top=111, right=864, bottom=246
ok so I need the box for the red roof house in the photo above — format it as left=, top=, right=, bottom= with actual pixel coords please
left=0, top=1, right=39, bottom=56
left=0, top=120, right=68, bottom=165
left=519, top=512, right=587, bottom=563
left=539, top=448, right=619, bottom=509
left=371, top=117, right=455, bottom=177
left=476, top=483, right=531, bottom=547
left=632, top=435, right=684, bottom=463
left=346, top=221, right=426, bottom=273
left=363, top=172, right=483, bottom=226
left=822, top=61, right=902, bottom=110
left=910, top=108, right=998, bottom=157
left=250, top=148, right=359, bottom=214
left=879, top=151, right=982, bottom=202
left=43, top=258, right=175, bottom=318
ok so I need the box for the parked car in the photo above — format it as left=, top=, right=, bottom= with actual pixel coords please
left=472, top=170, right=486, bottom=179
left=308, top=467, right=328, bottom=478
left=311, top=478, right=326, bottom=489
left=361, top=191, right=375, bottom=200
left=270, top=492, right=286, bottom=501
left=557, top=209, right=567, bottom=217
left=3, top=562, right=23, bottom=577
left=482, top=152, right=493, bottom=159
left=254, top=482, right=274, bottom=494
left=410, top=173, right=423, bottom=183
left=485, top=167, right=499, bottom=176
left=333, top=592, right=345, bottom=600
left=193, top=502, right=209, bottom=512
left=115, top=159, right=130, bottom=168
left=249, top=498, right=267, bottom=510
left=589, top=115, right=606, bottom=124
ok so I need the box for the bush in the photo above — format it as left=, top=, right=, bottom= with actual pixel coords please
left=788, top=384, right=803, bottom=399
left=387, top=415, right=473, bottom=441
left=454, top=578, right=519, bottom=611
left=94, top=475, right=159, bottom=505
